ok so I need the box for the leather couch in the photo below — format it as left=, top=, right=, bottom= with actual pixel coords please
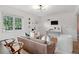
left=17, top=36, right=57, bottom=54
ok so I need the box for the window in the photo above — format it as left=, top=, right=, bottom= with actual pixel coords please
left=3, top=16, right=13, bottom=30
left=15, top=17, right=22, bottom=30
left=3, top=16, right=22, bottom=30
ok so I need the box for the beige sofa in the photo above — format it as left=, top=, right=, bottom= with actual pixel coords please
left=17, top=36, right=57, bottom=54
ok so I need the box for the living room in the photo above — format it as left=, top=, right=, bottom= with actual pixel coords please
left=0, top=5, right=78, bottom=54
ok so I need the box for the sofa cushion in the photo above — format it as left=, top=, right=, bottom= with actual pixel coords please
left=31, top=39, right=45, bottom=44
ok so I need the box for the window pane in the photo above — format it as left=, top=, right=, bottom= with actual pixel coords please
left=3, top=16, right=13, bottom=30
left=15, top=17, right=22, bottom=30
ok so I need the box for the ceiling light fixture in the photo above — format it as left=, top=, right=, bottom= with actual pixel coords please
left=33, top=5, right=49, bottom=17
left=33, top=5, right=48, bottom=10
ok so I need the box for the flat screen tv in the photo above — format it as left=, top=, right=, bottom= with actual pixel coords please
left=51, top=20, right=58, bottom=25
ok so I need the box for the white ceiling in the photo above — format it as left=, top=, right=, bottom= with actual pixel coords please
left=6, top=5, right=78, bottom=16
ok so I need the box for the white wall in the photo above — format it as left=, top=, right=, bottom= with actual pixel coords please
left=0, top=6, right=77, bottom=41
left=37, top=12, right=77, bottom=40
left=0, top=6, right=39, bottom=40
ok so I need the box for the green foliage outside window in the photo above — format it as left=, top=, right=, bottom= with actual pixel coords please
left=15, top=17, right=22, bottom=30
left=3, top=16, right=13, bottom=30
left=3, top=16, right=22, bottom=30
